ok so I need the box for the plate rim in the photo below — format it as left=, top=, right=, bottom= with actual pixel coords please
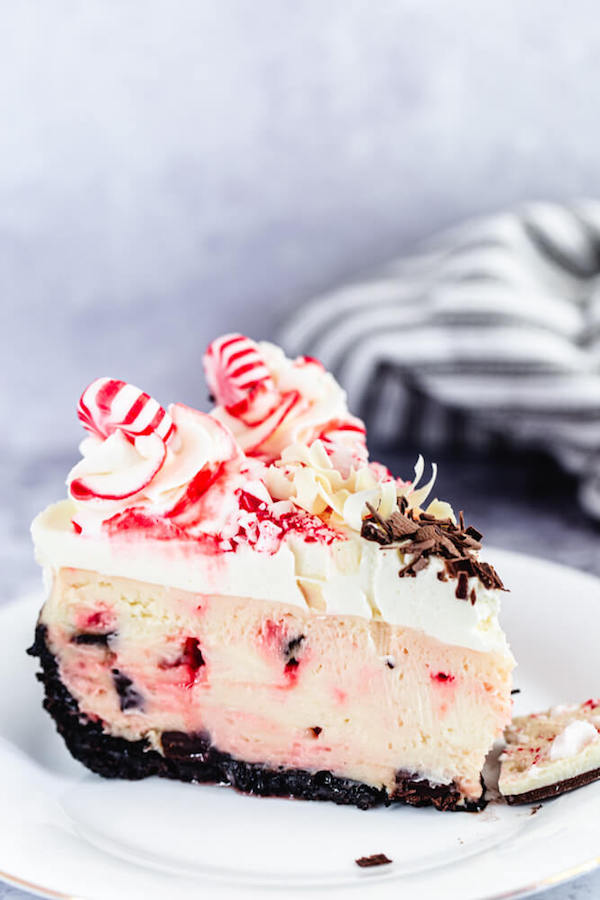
left=1, top=846, right=599, bottom=900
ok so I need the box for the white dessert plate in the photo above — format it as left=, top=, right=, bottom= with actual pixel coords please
left=0, top=547, right=599, bottom=900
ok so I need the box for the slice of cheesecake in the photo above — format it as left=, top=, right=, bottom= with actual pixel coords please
left=30, top=334, right=514, bottom=811
left=499, top=700, right=600, bottom=804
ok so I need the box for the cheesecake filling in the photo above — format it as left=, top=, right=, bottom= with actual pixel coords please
left=42, top=567, right=512, bottom=801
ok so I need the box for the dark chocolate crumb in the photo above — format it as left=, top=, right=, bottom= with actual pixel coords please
left=394, top=769, right=484, bottom=811
left=72, top=632, right=114, bottom=646
left=182, top=637, right=205, bottom=672
left=469, top=588, right=477, bottom=606
left=530, top=804, right=542, bottom=815
left=385, top=658, right=395, bottom=669
left=112, top=669, right=144, bottom=712
left=511, top=688, right=521, bottom=695
left=285, top=634, right=305, bottom=657
left=162, top=730, right=212, bottom=760
left=309, top=726, right=322, bottom=738
left=355, top=853, right=392, bottom=868
left=284, top=634, right=305, bottom=670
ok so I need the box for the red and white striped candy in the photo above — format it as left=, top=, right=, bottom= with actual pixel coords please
left=78, top=378, right=175, bottom=444
left=204, top=334, right=275, bottom=410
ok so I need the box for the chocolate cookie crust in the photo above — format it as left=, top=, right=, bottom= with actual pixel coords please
left=28, top=624, right=484, bottom=812
left=503, top=767, right=600, bottom=805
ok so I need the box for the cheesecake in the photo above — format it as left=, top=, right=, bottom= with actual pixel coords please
left=29, top=334, right=514, bottom=811
left=499, top=700, right=600, bottom=803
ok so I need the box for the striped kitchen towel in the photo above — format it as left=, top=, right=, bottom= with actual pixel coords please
left=279, top=201, right=600, bottom=520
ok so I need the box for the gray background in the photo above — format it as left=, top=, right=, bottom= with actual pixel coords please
left=1, top=2, right=599, bottom=897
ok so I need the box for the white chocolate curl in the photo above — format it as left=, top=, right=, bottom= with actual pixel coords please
left=266, top=444, right=445, bottom=532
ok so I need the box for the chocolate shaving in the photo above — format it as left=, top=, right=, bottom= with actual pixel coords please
left=476, top=561, right=504, bottom=590
left=388, top=511, right=419, bottom=537
left=361, top=505, right=505, bottom=600
left=355, top=853, right=392, bottom=868
left=362, top=504, right=394, bottom=544
left=455, top=572, right=469, bottom=600
left=446, top=558, right=476, bottom=578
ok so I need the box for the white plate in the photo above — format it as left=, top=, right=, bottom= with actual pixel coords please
left=0, top=548, right=599, bottom=900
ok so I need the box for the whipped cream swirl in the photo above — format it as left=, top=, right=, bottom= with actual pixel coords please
left=206, top=335, right=367, bottom=466
left=68, top=401, right=239, bottom=535
left=66, top=336, right=452, bottom=546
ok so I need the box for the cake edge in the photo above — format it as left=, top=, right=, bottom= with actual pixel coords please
left=27, top=623, right=486, bottom=813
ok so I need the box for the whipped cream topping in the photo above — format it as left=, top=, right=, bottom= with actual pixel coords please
left=67, top=403, right=240, bottom=536
left=66, top=334, right=442, bottom=544
left=32, top=499, right=512, bottom=657
left=32, top=333, right=513, bottom=654
left=206, top=336, right=368, bottom=466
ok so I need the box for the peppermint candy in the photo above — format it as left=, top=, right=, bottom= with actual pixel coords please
left=204, top=333, right=275, bottom=410
left=78, top=377, right=175, bottom=443
left=69, top=378, right=175, bottom=501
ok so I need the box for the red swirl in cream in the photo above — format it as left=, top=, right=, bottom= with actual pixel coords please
left=70, top=379, right=177, bottom=502
left=69, top=394, right=339, bottom=553
left=206, top=337, right=367, bottom=467
left=68, top=387, right=240, bottom=534
left=63, top=341, right=448, bottom=553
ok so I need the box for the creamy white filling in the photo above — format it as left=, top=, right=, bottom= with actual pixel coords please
left=32, top=499, right=513, bottom=659
left=550, top=721, right=600, bottom=761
